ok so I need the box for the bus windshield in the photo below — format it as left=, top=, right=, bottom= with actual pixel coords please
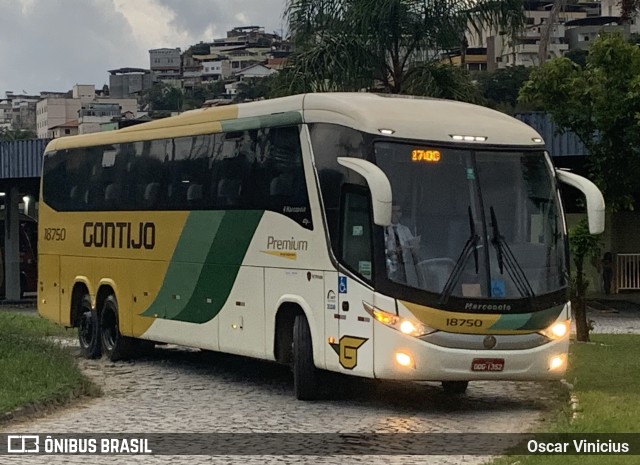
left=374, top=142, right=567, bottom=300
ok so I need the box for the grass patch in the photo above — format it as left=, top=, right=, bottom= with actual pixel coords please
left=0, top=311, right=97, bottom=421
left=493, top=334, right=640, bottom=465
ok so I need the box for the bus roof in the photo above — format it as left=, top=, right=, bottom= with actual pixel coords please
left=44, top=93, right=544, bottom=152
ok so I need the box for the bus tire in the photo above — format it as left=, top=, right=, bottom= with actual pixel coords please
left=100, top=294, right=137, bottom=362
left=441, top=381, right=468, bottom=395
left=293, top=314, right=319, bottom=400
left=78, top=294, right=101, bottom=359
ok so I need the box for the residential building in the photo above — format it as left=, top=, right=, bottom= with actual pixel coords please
left=37, top=84, right=137, bottom=138
left=601, top=0, right=640, bottom=33
left=49, top=119, right=79, bottom=138
left=467, top=1, right=589, bottom=70
left=564, top=16, right=630, bottom=50
left=0, top=92, right=40, bottom=132
left=78, top=102, right=123, bottom=134
left=109, top=68, right=153, bottom=99
left=149, top=48, right=182, bottom=81
left=234, top=63, right=277, bottom=79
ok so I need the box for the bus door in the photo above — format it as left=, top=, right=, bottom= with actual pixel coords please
left=335, top=188, right=375, bottom=377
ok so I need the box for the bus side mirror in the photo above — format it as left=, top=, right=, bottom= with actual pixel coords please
left=337, top=157, right=392, bottom=226
left=556, top=169, right=605, bottom=234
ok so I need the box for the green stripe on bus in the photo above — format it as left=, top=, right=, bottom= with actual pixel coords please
left=520, top=305, right=565, bottom=330
left=141, top=210, right=264, bottom=324
left=220, top=112, right=302, bottom=132
left=173, top=210, right=264, bottom=323
left=489, top=305, right=564, bottom=331
left=141, top=211, right=224, bottom=320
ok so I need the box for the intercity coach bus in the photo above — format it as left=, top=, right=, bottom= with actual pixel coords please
left=38, top=93, right=604, bottom=399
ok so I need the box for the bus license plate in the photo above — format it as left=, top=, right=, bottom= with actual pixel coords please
left=471, top=358, right=504, bottom=372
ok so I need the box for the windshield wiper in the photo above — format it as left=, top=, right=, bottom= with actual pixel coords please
left=489, top=207, right=535, bottom=298
left=439, top=206, right=479, bottom=305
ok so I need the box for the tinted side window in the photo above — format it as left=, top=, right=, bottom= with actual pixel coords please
left=309, top=124, right=366, bottom=256
left=42, top=127, right=312, bottom=229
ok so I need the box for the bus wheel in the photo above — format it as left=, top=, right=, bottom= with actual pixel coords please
left=78, top=295, right=101, bottom=359
left=441, top=381, right=468, bottom=395
left=100, top=295, right=137, bottom=362
left=293, top=314, right=319, bottom=400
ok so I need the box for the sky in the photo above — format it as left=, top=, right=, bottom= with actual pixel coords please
left=0, top=0, right=288, bottom=95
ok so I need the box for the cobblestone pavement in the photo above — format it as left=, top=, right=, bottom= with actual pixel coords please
left=587, top=303, right=640, bottom=334
left=2, top=303, right=638, bottom=465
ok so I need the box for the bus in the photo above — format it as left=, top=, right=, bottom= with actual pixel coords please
left=38, top=93, right=604, bottom=399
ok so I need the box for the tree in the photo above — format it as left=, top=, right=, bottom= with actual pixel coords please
left=538, top=0, right=565, bottom=65
left=619, top=0, right=640, bottom=24
left=475, top=65, right=532, bottom=113
left=280, top=0, right=525, bottom=98
left=568, top=219, right=601, bottom=342
left=183, top=81, right=228, bottom=110
left=235, top=77, right=274, bottom=102
left=141, top=83, right=184, bottom=112
left=0, top=128, right=36, bottom=141
left=520, top=33, right=640, bottom=211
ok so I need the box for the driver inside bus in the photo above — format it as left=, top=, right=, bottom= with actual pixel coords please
left=385, top=205, right=420, bottom=286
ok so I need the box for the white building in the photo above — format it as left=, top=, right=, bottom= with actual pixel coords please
left=36, top=84, right=137, bottom=138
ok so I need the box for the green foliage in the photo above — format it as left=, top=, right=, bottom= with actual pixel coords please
left=182, top=81, right=228, bottom=110
left=520, top=33, right=640, bottom=211
left=0, top=128, right=36, bottom=141
left=475, top=65, right=533, bottom=113
left=491, top=334, right=640, bottom=465
left=234, top=77, right=274, bottom=102
left=568, top=218, right=601, bottom=296
left=281, top=0, right=525, bottom=98
left=0, top=312, right=96, bottom=417
left=141, top=82, right=185, bottom=112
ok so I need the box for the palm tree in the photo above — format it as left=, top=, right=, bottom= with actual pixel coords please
left=277, top=0, right=525, bottom=98
left=538, top=0, right=565, bottom=65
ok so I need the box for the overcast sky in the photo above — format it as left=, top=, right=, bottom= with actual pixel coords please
left=0, top=0, right=288, bottom=95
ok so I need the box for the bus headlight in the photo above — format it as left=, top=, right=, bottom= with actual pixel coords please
left=363, top=303, right=435, bottom=337
left=539, top=320, right=571, bottom=340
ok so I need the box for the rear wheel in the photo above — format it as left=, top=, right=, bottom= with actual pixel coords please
left=293, top=314, right=319, bottom=400
left=78, top=294, right=101, bottom=359
left=441, top=381, right=469, bottom=395
left=100, top=294, right=138, bottom=362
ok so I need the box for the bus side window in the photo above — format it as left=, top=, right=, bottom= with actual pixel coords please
left=340, top=188, right=373, bottom=281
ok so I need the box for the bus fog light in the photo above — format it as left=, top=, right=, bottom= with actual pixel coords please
left=395, top=352, right=414, bottom=368
left=540, top=320, right=570, bottom=340
left=548, top=355, right=566, bottom=371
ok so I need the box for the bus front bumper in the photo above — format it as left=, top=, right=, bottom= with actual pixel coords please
left=373, top=325, right=569, bottom=381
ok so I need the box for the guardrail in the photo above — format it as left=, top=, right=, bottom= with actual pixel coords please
left=616, top=254, right=640, bottom=292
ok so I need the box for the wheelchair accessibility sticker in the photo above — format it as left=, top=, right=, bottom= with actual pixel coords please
left=491, top=279, right=505, bottom=298
left=338, top=276, right=347, bottom=294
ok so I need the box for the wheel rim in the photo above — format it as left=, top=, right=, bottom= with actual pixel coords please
left=102, top=308, right=118, bottom=351
left=78, top=311, right=94, bottom=349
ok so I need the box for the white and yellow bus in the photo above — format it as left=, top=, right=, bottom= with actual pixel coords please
left=38, top=93, right=604, bottom=399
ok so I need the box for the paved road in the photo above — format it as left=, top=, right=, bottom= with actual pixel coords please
left=2, top=302, right=638, bottom=464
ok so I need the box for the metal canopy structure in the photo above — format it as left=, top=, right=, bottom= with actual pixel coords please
left=0, top=138, right=48, bottom=301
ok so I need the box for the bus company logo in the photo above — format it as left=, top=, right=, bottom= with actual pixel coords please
left=464, top=302, right=512, bottom=312
left=330, top=335, right=368, bottom=370
left=82, top=222, right=156, bottom=250
left=261, top=236, right=308, bottom=260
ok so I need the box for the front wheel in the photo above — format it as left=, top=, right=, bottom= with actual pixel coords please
left=78, top=295, right=101, bottom=359
left=441, top=381, right=469, bottom=395
left=293, top=314, right=319, bottom=400
left=100, top=295, right=138, bottom=362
